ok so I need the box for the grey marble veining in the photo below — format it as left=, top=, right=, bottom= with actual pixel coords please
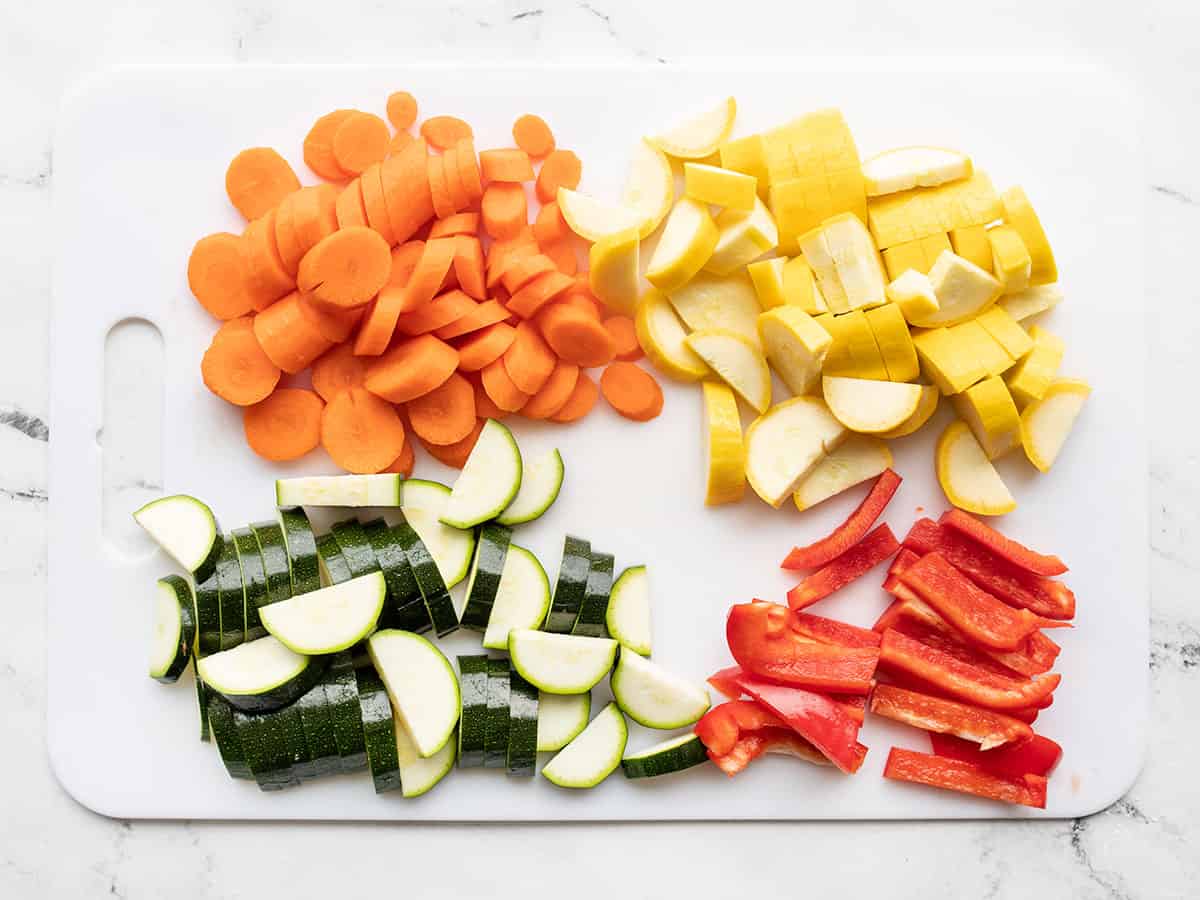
left=3, top=1, right=1198, bottom=897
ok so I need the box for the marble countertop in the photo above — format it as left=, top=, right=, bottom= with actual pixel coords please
left=4, top=1, right=1198, bottom=897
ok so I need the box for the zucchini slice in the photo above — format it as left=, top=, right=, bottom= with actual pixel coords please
left=325, top=651, right=368, bottom=773
left=354, top=666, right=403, bottom=793
left=544, top=535, right=592, bottom=634
left=363, top=520, right=432, bottom=634
left=149, top=575, right=194, bottom=683
left=395, top=517, right=459, bottom=637
left=456, top=655, right=489, bottom=768
left=205, top=694, right=252, bottom=779
left=481, top=544, right=551, bottom=650
left=214, top=536, right=246, bottom=651
left=508, top=629, right=617, bottom=695
left=572, top=551, right=614, bottom=638
left=232, top=526, right=269, bottom=642
left=316, top=532, right=353, bottom=586
left=233, top=703, right=300, bottom=791
left=367, top=630, right=460, bottom=758
left=293, top=677, right=341, bottom=778
left=259, top=571, right=386, bottom=655
left=459, top=524, right=511, bottom=632
left=197, top=635, right=322, bottom=712
left=496, top=447, right=564, bottom=526
left=610, top=650, right=711, bottom=729
left=193, top=658, right=211, bottom=741
left=331, top=518, right=381, bottom=579
left=484, top=657, right=510, bottom=770
left=440, top=419, right=523, bottom=529
left=278, top=506, right=321, bottom=595
left=621, top=733, right=709, bottom=779
left=506, top=669, right=539, bottom=777
left=606, top=565, right=652, bottom=657
left=395, top=718, right=456, bottom=797
left=275, top=473, right=403, bottom=507
left=536, top=691, right=591, bottom=752
left=402, top=479, right=477, bottom=589
left=193, top=564, right=222, bottom=657
left=276, top=702, right=319, bottom=782
left=250, top=520, right=294, bottom=609
left=133, top=494, right=221, bottom=582
left=542, top=703, right=627, bottom=789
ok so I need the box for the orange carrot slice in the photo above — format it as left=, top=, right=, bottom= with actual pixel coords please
left=388, top=131, right=415, bottom=155
left=332, top=112, right=391, bottom=176
left=467, top=373, right=507, bottom=420
left=480, top=149, right=535, bottom=183
left=501, top=254, right=558, bottom=295
left=297, top=226, right=392, bottom=308
left=360, top=162, right=397, bottom=245
left=501, top=320, right=556, bottom=393
left=406, top=372, right=476, bottom=445
left=549, top=371, right=599, bottom=424
left=435, top=298, right=510, bottom=340
left=507, top=271, right=575, bottom=319
left=364, top=333, right=459, bottom=402
left=252, top=292, right=334, bottom=374
left=453, top=236, right=487, bottom=300
left=540, top=304, right=616, bottom=368
left=533, top=201, right=568, bottom=244
left=386, top=240, right=426, bottom=287
left=396, top=290, right=476, bottom=337
left=457, top=322, right=519, bottom=373
left=441, top=146, right=469, bottom=214
left=201, top=317, right=281, bottom=406
left=393, top=237, right=458, bottom=314
left=481, top=183, right=529, bottom=240
left=600, top=362, right=664, bottom=421
left=486, top=228, right=538, bottom=288
left=430, top=213, right=480, bottom=239
left=420, top=116, right=473, bottom=151
left=603, top=316, right=643, bottom=362
left=335, top=178, right=369, bottom=229
left=321, top=387, right=407, bottom=474
left=427, top=152, right=455, bottom=220
left=386, top=91, right=418, bottom=131
left=384, top=437, right=415, bottom=476
left=418, top=417, right=485, bottom=469
left=304, top=110, right=355, bottom=181
left=457, top=139, right=484, bottom=202
left=298, top=292, right=363, bottom=343
left=512, top=114, right=556, bottom=159
left=273, top=191, right=306, bottom=277
left=558, top=292, right=604, bottom=319
left=536, top=149, right=581, bottom=203
left=311, top=342, right=369, bottom=401
left=292, top=184, right=340, bottom=256
left=242, top=211, right=296, bottom=310
left=225, top=147, right=301, bottom=220
left=521, top=360, right=580, bottom=419
left=244, top=388, right=324, bottom=461
left=480, top=359, right=530, bottom=412
left=381, top=137, right=434, bottom=245
left=188, top=232, right=256, bottom=320
left=540, top=238, right=579, bottom=276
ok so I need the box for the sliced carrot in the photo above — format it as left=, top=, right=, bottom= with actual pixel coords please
left=480, top=359, right=530, bottom=412
left=444, top=148, right=472, bottom=214
left=430, top=213, right=480, bottom=238
left=332, top=112, right=391, bottom=176
left=604, top=315, right=643, bottom=361
left=396, top=290, right=477, bottom=337
left=381, top=137, right=434, bottom=245
left=507, top=270, right=575, bottom=319
left=470, top=373, right=508, bottom=420
left=387, top=240, right=426, bottom=287
left=457, top=322, right=519, bottom=373
left=427, top=152, right=455, bottom=219
left=540, top=237, right=579, bottom=276
left=481, top=183, right=529, bottom=240
left=311, top=342, right=369, bottom=401
left=457, top=139, right=484, bottom=202
left=512, top=114, right=556, bottom=159
left=600, top=362, right=664, bottom=422
left=297, top=226, right=392, bottom=308
left=225, top=147, right=301, bottom=220
left=521, top=360, right=580, bottom=419
left=354, top=288, right=402, bottom=356
left=501, top=254, right=558, bottom=295
left=540, top=304, right=616, bottom=368
left=386, top=91, right=418, bottom=131
left=335, top=178, right=369, bottom=230
left=480, top=149, right=535, bottom=183
left=449, top=236, right=483, bottom=300
left=420, top=116, right=473, bottom=151
left=292, top=184, right=340, bottom=255
left=321, top=387, right=407, bottom=474
left=298, top=292, right=363, bottom=342
left=536, top=149, right=582, bottom=204
left=188, top=232, right=256, bottom=320
left=384, top=436, right=415, bottom=476
left=356, top=237, right=448, bottom=353
left=201, top=317, right=281, bottom=406
left=242, top=211, right=295, bottom=310
left=388, top=130, right=415, bottom=155
left=360, top=162, right=397, bottom=246
left=304, top=110, right=355, bottom=181
left=435, top=298, right=511, bottom=340
left=486, top=228, right=538, bottom=288
left=550, top=293, right=602, bottom=320
left=549, top=371, right=599, bottom=424
left=252, top=292, right=334, bottom=374
left=501, top=320, right=556, bottom=393
left=244, top=388, right=324, bottom=461
left=418, top=417, right=484, bottom=469
left=273, top=191, right=306, bottom=276
left=406, top=372, right=476, bottom=446
left=533, top=201, right=568, bottom=244
left=399, top=237, right=458, bottom=312
left=364, top=333, right=459, bottom=402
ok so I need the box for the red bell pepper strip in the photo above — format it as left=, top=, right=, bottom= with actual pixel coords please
left=727, top=602, right=880, bottom=694
left=833, top=693, right=868, bottom=725
left=708, top=728, right=830, bottom=776
left=694, top=700, right=786, bottom=756
left=897, top=552, right=1069, bottom=651
left=781, top=469, right=903, bottom=570
left=878, top=628, right=1060, bottom=711
left=929, top=732, right=1063, bottom=779
left=883, top=747, right=1048, bottom=809
left=789, top=610, right=883, bottom=649
left=707, top=665, right=746, bottom=701
left=888, top=547, right=921, bottom=578
left=787, top=524, right=901, bottom=611
left=869, top=684, right=1034, bottom=749
left=735, top=673, right=869, bottom=774
left=904, top=518, right=1075, bottom=620
left=940, top=509, right=1068, bottom=577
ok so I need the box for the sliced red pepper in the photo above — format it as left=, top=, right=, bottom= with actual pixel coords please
left=727, top=602, right=880, bottom=695
left=929, top=732, right=1063, bottom=779
left=897, top=553, right=1069, bottom=651
left=883, top=747, right=1048, bottom=808
left=1007, top=706, right=1041, bottom=724
left=789, top=610, right=883, bottom=649
left=878, top=628, right=1060, bottom=711
left=709, top=727, right=830, bottom=776
left=787, top=524, right=901, bottom=611
left=735, top=674, right=869, bottom=774
left=904, top=518, right=1075, bottom=620
left=940, top=509, right=1068, bottom=577
left=889, top=547, right=921, bottom=577
left=781, top=469, right=902, bottom=570
left=707, top=665, right=746, bottom=701
left=869, top=684, right=1033, bottom=749
left=694, top=700, right=786, bottom=757
left=833, top=693, right=868, bottom=725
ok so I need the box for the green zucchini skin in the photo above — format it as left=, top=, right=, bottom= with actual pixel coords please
left=250, top=521, right=293, bottom=610
left=354, top=667, right=403, bottom=793
left=484, top=657, right=511, bottom=769
left=232, top=527, right=269, bottom=642
left=277, top=702, right=318, bottom=782
left=331, top=518, right=381, bottom=579
left=456, top=655, right=489, bottom=768
left=278, top=506, right=321, bottom=595
left=215, top=536, right=247, bottom=651
left=544, top=535, right=592, bottom=634
left=234, top=704, right=300, bottom=791
left=459, top=524, right=511, bottom=632
left=572, top=551, right=615, bottom=638
left=316, top=533, right=354, bottom=585
left=395, top=516, right=459, bottom=637
left=152, top=575, right=195, bottom=683
left=620, top=734, right=710, bottom=779
left=363, top=520, right=432, bottom=634
left=324, top=652, right=368, bottom=774
left=205, top=694, right=252, bottom=779
left=193, top=564, right=222, bottom=658
left=193, top=658, right=211, bottom=742
left=506, top=669, right=539, bottom=777
left=294, top=680, right=341, bottom=778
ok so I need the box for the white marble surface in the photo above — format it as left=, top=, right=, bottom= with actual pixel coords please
left=3, top=1, right=1198, bottom=897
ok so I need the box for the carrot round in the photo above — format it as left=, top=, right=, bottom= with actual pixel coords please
left=252, top=292, right=334, bottom=374
left=533, top=201, right=568, bottom=244
left=201, top=317, right=281, bottom=406
left=501, top=253, right=557, bottom=295
left=273, top=192, right=305, bottom=276
left=443, top=148, right=471, bottom=214
left=600, top=361, right=664, bottom=422
left=335, top=179, right=369, bottom=230
left=500, top=320, right=556, bottom=393
left=535, top=149, right=581, bottom=204
left=396, top=290, right=476, bottom=337
left=311, top=342, right=369, bottom=402
left=430, top=213, right=480, bottom=239
left=381, top=137, right=434, bottom=245
left=386, top=91, right=418, bottom=131
left=385, top=436, right=415, bottom=476
left=406, top=372, right=476, bottom=446
left=398, top=237, right=458, bottom=312
left=321, top=386, right=407, bottom=474
left=453, top=236, right=487, bottom=300
left=298, top=292, right=363, bottom=342
left=512, top=114, right=555, bottom=158
left=520, top=360, right=580, bottom=419
left=360, top=162, right=397, bottom=246
left=297, top=226, right=392, bottom=308
left=480, top=359, right=531, bottom=412
left=553, top=292, right=603, bottom=320
left=549, top=371, right=599, bottom=424
left=420, top=116, right=473, bottom=151
left=364, top=333, right=459, bottom=402
left=486, top=229, right=538, bottom=288
left=387, top=240, right=426, bottom=287
left=242, top=211, right=295, bottom=310
left=292, top=184, right=340, bottom=255
left=354, top=286, right=405, bottom=356
left=457, top=322, right=519, bottom=373
left=332, top=112, right=390, bottom=176
left=244, top=388, right=324, bottom=461
left=470, top=373, right=508, bottom=420
left=419, top=417, right=485, bottom=469
left=303, top=110, right=355, bottom=181
left=481, top=183, right=529, bottom=240
left=225, top=147, right=301, bottom=220
left=188, top=232, right=256, bottom=320
left=507, top=271, right=575, bottom=319
left=480, top=149, right=535, bottom=184
left=435, top=298, right=510, bottom=340
left=603, top=315, right=643, bottom=361
left=388, top=130, right=415, bottom=155
left=540, top=238, right=578, bottom=276
left=540, top=304, right=616, bottom=368
left=456, top=139, right=484, bottom=202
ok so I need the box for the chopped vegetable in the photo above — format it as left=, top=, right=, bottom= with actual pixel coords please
left=781, top=469, right=902, bottom=570
left=786, top=524, right=900, bottom=610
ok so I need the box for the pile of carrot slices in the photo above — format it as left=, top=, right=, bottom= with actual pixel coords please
left=188, top=94, right=665, bottom=474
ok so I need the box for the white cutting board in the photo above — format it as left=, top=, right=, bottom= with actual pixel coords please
left=48, top=63, right=1147, bottom=820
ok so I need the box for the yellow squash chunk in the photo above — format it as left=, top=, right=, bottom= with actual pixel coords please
left=758, top=306, right=832, bottom=396
left=635, top=288, right=709, bottom=382
left=747, top=258, right=788, bottom=310
left=949, top=320, right=1014, bottom=378
left=1005, top=325, right=1065, bottom=407
left=622, top=138, right=674, bottom=238
left=588, top=227, right=640, bottom=316
left=886, top=270, right=940, bottom=324
left=865, top=303, right=920, bottom=382
left=953, top=376, right=1021, bottom=459
left=667, top=270, right=762, bottom=348
left=823, top=376, right=923, bottom=434
left=882, top=232, right=952, bottom=281
left=685, top=329, right=772, bottom=413
left=908, top=251, right=1002, bottom=328
left=798, top=225, right=848, bottom=313
left=936, top=420, right=1016, bottom=516
left=684, top=163, right=757, bottom=210
left=986, top=225, right=1032, bottom=294
left=1020, top=378, right=1091, bottom=472
left=1001, top=186, right=1057, bottom=285
left=912, top=327, right=989, bottom=395
left=817, top=310, right=888, bottom=380
left=701, top=381, right=746, bottom=505
left=862, top=146, right=973, bottom=197
left=793, top=434, right=893, bottom=511
left=878, top=385, right=939, bottom=439
left=646, top=197, right=719, bottom=293
left=744, top=396, right=847, bottom=508
left=719, top=134, right=769, bottom=198
left=867, top=171, right=1003, bottom=249
left=558, top=188, right=650, bottom=242
left=705, top=196, right=778, bottom=275
left=651, top=96, right=737, bottom=160
left=799, top=213, right=886, bottom=312
left=998, top=284, right=1064, bottom=322
left=949, top=225, right=993, bottom=272
left=974, top=306, right=1034, bottom=360
left=783, top=256, right=828, bottom=315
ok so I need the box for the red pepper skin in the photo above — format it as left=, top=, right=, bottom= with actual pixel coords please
left=833, top=693, right=868, bottom=725
left=889, top=547, right=921, bottom=577
left=735, top=674, right=869, bottom=774
left=781, top=469, right=903, bottom=570
left=904, top=519, right=1075, bottom=620
left=1007, top=706, right=1041, bottom=724
left=940, top=509, right=1068, bottom=577
left=694, top=700, right=786, bottom=757
left=789, top=610, right=883, bottom=649
left=929, top=732, right=1063, bottom=779
left=707, top=666, right=746, bottom=701
left=727, top=602, right=880, bottom=695
left=787, top=524, right=901, bottom=611
left=869, top=684, right=1033, bottom=749
left=878, top=628, right=1060, bottom=711
left=884, top=747, right=1048, bottom=808
left=709, top=728, right=829, bottom=776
